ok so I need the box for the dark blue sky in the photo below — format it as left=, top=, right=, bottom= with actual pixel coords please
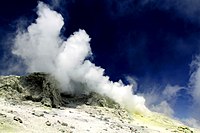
left=1, top=0, right=200, bottom=120
left=1, top=0, right=200, bottom=85
left=62, top=0, right=200, bottom=88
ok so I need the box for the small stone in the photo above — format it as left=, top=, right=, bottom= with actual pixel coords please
left=89, top=112, right=93, bottom=115
left=0, top=113, right=6, bottom=117
left=61, top=122, right=68, bottom=127
left=43, top=111, right=49, bottom=114
left=10, top=102, right=16, bottom=106
left=103, top=117, right=109, bottom=122
left=53, top=113, right=58, bottom=116
left=13, top=116, right=23, bottom=123
left=59, top=129, right=65, bottom=133
left=59, top=107, right=65, bottom=110
left=90, top=114, right=95, bottom=117
left=105, top=109, right=109, bottom=112
left=120, top=119, right=124, bottom=123
left=70, top=126, right=75, bottom=129
left=129, top=127, right=137, bottom=131
left=117, top=124, right=123, bottom=129
left=8, top=110, right=14, bottom=113
left=99, top=116, right=103, bottom=120
left=41, top=98, right=52, bottom=107
left=32, top=112, right=44, bottom=117
left=45, top=121, right=51, bottom=126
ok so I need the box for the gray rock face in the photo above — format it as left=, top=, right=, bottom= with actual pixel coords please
left=0, top=72, right=120, bottom=109
left=61, top=92, right=120, bottom=109
left=21, top=72, right=62, bottom=107
left=0, top=72, right=62, bottom=108
left=0, top=75, right=23, bottom=100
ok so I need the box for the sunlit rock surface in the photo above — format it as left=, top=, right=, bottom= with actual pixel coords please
left=0, top=73, right=199, bottom=133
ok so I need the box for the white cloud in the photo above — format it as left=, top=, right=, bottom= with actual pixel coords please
left=181, top=118, right=200, bottom=129
left=151, top=101, right=174, bottom=117
left=51, top=0, right=61, bottom=7
left=189, top=55, right=200, bottom=105
left=125, top=76, right=138, bottom=92
left=162, top=84, right=183, bottom=100
left=140, top=84, right=183, bottom=117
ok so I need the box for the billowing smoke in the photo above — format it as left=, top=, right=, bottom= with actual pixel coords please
left=12, top=2, right=149, bottom=113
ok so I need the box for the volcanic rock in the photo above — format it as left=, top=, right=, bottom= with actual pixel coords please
left=0, top=72, right=199, bottom=133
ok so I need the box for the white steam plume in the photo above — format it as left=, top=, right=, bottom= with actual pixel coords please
left=12, top=2, right=149, bottom=113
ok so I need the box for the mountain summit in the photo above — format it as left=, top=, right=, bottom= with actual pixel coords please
left=0, top=73, right=198, bottom=133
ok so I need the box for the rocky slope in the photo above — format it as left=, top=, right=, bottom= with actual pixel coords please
left=0, top=73, right=199, bottom=133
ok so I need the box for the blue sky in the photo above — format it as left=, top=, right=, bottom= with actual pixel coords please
left=0, top=0, right=200, bottom=127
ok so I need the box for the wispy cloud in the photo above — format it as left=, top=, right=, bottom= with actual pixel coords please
left=140, top=84, right=184, bottom=117
left=162, top=85, right=184, bottom=101
left=106, top=0, right=200, bottom=23
left=181, top=117, right=200, bottom=129
left=151, top=101, right=174, bottom=117
left=189, top=55, right=200, bottom=105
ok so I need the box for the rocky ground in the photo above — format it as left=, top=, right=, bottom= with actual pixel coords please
left=0, top=98, right=161, bottom=133
left=0, top=73, right=199, bottom=133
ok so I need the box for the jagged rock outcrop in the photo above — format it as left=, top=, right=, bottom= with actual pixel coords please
left=0, top=72, right=120, bottom=109
left=21, top=72, right=62, bottom=107
left=61, top=92, right=120, bottom=109
left=0, top=75, right=23, bottom=100
left=0, top=73, right=62, bottom=107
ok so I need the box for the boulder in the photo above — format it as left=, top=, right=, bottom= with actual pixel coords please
left=20, top=72, right=62, bottom=107
left=0, top=72, right=62, bottom=108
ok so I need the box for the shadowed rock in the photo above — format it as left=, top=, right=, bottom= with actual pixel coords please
left=0, top=72, right=62, bottom=108
left=21, top=72, right=62, bottom=107
left=61, top=92, right=120, bottom=109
